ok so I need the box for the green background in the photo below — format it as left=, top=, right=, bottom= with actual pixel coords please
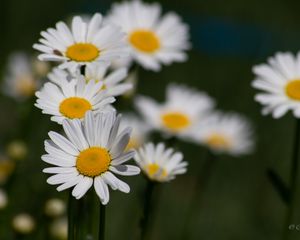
left=1, top=0, right=300, bottom=239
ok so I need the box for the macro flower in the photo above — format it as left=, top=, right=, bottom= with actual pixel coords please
left=3, top=52, right=40, bottom=100
left=42, top=111, right=140, bottom=204
left=135, top=84, right=214, bottom=138
left=35, top=74, right=115, bottom=124
left=44, top=198, right=66, bottom=217
left=252, top=52, right=300, bottom=118
left=48, top=62, right=132, bottom=97
left=135, top=142, right=187, bottom=182
left=119, top=113, right=150, bottom=150
left=190, top=112, right=254, bottom=155
left=33, top=13, right=128, bottom=72
left=106, top=0, right=190, bottom=71
left=7, top=140, right=28, bottom=160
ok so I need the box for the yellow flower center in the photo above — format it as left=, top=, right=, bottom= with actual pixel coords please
left=129, top=30, right=160, bottom=53
left=161, top=112, right=191, bottom=131
left=0, top=160, right=15, bottom=184
left=286, top=80, right=300, bottom=100
left=147, top=163, right=167, bottom=180
left=206, top=133, right=231, bottom=149
left=59, top=97, right=92, bottom=119
left=76, top=147, right=111, bottom=177
left=126, top=138, right=139, bottom=151
left=66, top=43, right=99, bottom=62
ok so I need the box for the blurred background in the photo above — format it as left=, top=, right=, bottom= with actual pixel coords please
left=1, top=0, right=300, bottom=239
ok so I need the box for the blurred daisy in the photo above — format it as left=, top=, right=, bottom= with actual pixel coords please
left=0, top=156, right=15, bottom=184
left=252, top=52, right=300, bottom=118
left=135, top=142, right=187, bottom=182
left=119, top=113, right=150, bottom=150
left=106, top=0, right=190, bottom=71
left=7, top=140, right=28, bottom=160
left=12, top=214, right=35, bottom=234
left=3, top=52, right=39, bottom=100
left=42, top=111, right=140, bottom=204
left=45, top=198, right=66, bottom=217
left=135, top=84, right=214, bottom=138
left=190, top=112, right=254, bottom=155
left=33, top=13, right=128, bottom=72
left=35, top=74, right=115, bottom=124
left=0, top=189, right=8, bottom=209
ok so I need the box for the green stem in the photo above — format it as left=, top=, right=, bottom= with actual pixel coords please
left=68, top=191, right=75, bottom=240
left=181, top=149, right=217, bottom=239
left=140, top=181, right=155, bottom=240
left=98, top=203, right=106, bottom=240
left=282, top=119, right=300, bottom=240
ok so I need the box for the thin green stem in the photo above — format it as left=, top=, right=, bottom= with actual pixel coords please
left=181, top=149, right=216, bottom=239
left=98, top=203, right=106, bottom=240
left=282, top=119, right=300, bottom=240
left=68, top=191, right=75, bottom=240
left=140, top=181, right=155, bottom=240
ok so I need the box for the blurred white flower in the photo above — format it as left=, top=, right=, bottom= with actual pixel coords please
left=135, top=142, right=187, bottom=182
left=42, top=111, right=140, bottom=204
left=252, top=51, right=300, bottom=118
left=190, top=112, right=254, bottom=156
left=106, top=0, right=190, bottom=71
left=7, top=140, right=28, bottom=160
left=0, top=189, right=8, bottom=209
left=45, top=198, right=66, bottom=217
left=33, top=13, right=128, bottom=72
left=35, top=74, right=115, bottom=124
left=3, top=53, right=39, bottom=100
left=50, top=218, right=68, bottom=240
left=12, top=214, right=35, bottom=234
left=119, top=113, right=150, bottom=150
left=135, top=84, right=215, bottom=138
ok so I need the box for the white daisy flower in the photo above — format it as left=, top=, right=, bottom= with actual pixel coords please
left=190, top=112, right=254, bottom=156
left=12, top=214, right=35, bottom=234
left=48, top=63, right=132, bottom=97
left=35, top=74, right=115, bottom=124
left=106, top=0, right=190, bottom=71
left=119, top=113, right=150, bottom=150
left=134, top=142, right=187, bottom=182
left=135, top=84, right=215, bottom=138
left=3, top=52, right=39, bottom=100
left=33, top=13, right=128, bottom=72
left=252, top=51, right=300, bottom=118
left=42, top=111, right=140, bottom=204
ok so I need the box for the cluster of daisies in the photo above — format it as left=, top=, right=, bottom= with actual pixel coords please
left=28, top=0, right=196, bottom=205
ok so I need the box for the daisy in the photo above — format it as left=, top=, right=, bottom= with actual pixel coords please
left=135, top=84, right=215, bottom=138
left=42, top=111, right=140, bottom=204
left=252, top=51, right=300, bottom=118
left=35, top=74, right=115, bottom=124
left=106, top=0, right=190, bottom=71
left=119, top=113, right=150, bottom=150
left=134, top=142, right=187, bottom=182
left=3, top=52, right=40, bottom=100
left=190, top=112, right=254, bottom=156
left=33, top=13, right=128, bottom=72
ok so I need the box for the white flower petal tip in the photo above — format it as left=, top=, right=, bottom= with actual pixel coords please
left=41, top=111, right=140, bottom=204
left=134, top=142, right=187, bottom=182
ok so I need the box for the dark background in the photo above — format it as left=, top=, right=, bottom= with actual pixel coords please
left=1, top=0, right=300, bottom=239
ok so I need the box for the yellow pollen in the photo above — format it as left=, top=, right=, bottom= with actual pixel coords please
left=76, top=147, right=111, bottom=177
left=66, top=43, right=99, bottom=62
left=286, top=80, right=300, bottom=100
left=161, top=112, right=191, bottom=131
left=147, top=163, right=167, bottom=180
left=206, top=133, right=230, bottom=149
left=59, top=97, right=92, bottom=119
left=129, top=30, right=160, bottom=53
